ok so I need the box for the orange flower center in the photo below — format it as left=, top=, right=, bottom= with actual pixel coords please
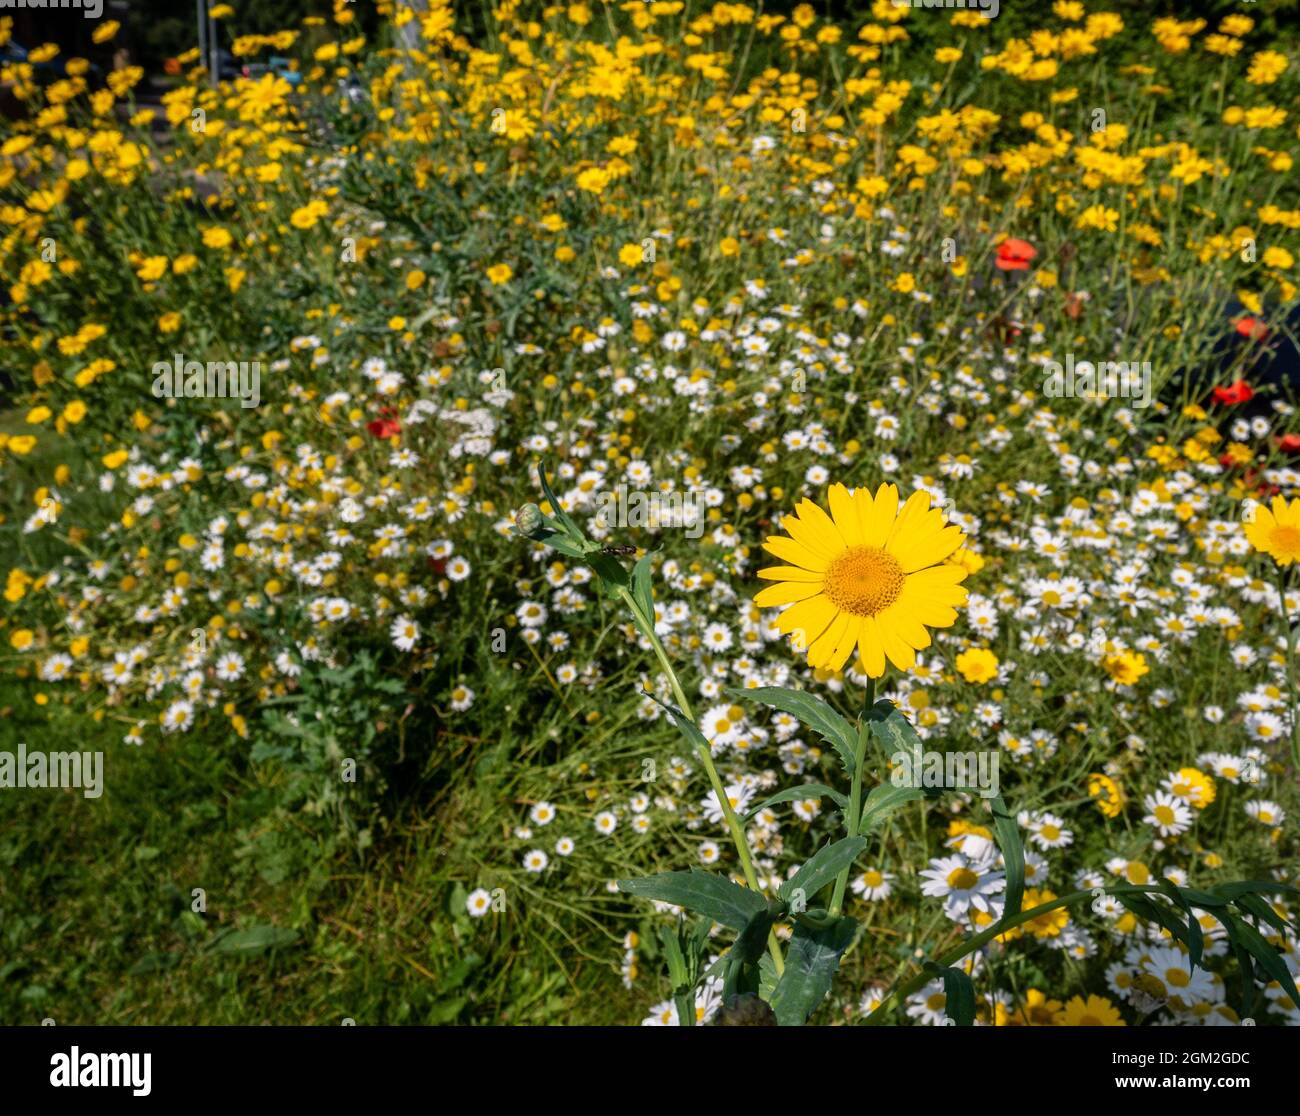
left=1267, top=524, right=1300, bottom=556
left=823, top=546, right=905, bottom=616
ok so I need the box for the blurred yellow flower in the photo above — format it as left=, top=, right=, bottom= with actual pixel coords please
left=1245, top=496, right=1300, bottom=566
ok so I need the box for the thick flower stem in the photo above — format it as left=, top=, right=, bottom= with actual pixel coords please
left=829, top=677, right=875, bottom=918
left=617, top=586, right=785, bottom=976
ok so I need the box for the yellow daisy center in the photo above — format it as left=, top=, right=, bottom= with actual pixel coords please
left=823, top=546, right=905, bottom=616
left=947, top=867, right=979, bottom=890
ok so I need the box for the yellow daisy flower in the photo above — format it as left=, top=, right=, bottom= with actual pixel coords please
left=754, top=483, right=969, bottom=678
left=1245, top=495, right=1300, bottom=566
left=1054, top=993, right=1125, bottom=1026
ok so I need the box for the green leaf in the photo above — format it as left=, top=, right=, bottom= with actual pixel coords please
left=1117, top=893, right=1200, bottom=964
left=758, top=952, right=779, bottom=1002
left=1232, top=893, right=1291, bottom=938
left=933, top=964, right=976, bottom=1026
left=1211, top=880, right=1300, bottom=904
left=1157, top=879, right=1203, bottom=970
left=441, top=953, right=482, bottom=992
left=769, top=916, right=857, bottom=1026
left=641, top=692, right=714, bottom=761
left=204, top=925, right=300, bottom=955
left=729, top=686, right=857, bottom=774
left=1221, top=912, right=1300, bottom=1012
left=858, top=782, right=927, bottom=836
left=536, top=534, right=588, bottom=561
left=733, top=905, right=780, bottom=967
left=1214, top=882, right=1300, bottom=933
left=1176, top=886, right=1230, bottom=909
left=428, top=997, right=467, bottom=1023
left=742, top=783, right=848, bottom=824
left=617, top=871, right=767, bottom=931
left=988, top=795, right=1024, bottom=920
left=536, top=462, right=585, bottom=542
left=779, top=836, right=868, bottom=907
left=630, top=548, right=657, bottom=621
left=587, top=551, right=630, bottom=594
left=865, top=699, right=922, bottom=765
left=1220, top=917, right=1256, bottom=1020
left=129, top=952, right=180, bottom=976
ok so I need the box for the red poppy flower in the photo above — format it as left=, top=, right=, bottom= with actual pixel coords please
left=1212, top=379, right=1254, bottom=405
left=1234, top=316, right=1269, bottom=341
left=1278, top=433, right=1300, bottom=454
left=995, top=238, right=1036, bottom=271
left=367, top=407, right=401, bottom=439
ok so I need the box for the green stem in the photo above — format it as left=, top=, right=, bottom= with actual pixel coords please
left=829, top=677, right=876, bottom=917
left=617, top=586, right=785, bottom=976
left=861, top=885, right=1174, bottom=1025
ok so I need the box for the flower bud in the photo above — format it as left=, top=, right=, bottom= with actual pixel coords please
left=515, top=503, right=546, bottom=538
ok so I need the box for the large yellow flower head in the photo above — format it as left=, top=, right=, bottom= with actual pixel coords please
left=1245, top=495, right=1300, bottom=566
left=754, top=483, right=969, bottom=678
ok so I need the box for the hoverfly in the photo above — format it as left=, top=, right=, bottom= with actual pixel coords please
left=599, top=545, right=638, bottom=557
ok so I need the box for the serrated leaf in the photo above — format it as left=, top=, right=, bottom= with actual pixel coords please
left=858, top=782, right=926, bottom=836
left=865, top=699, right=922, bottom=765
left=988, top=795, right=1024, bottom=920
left=729, top=686, right=857, bottom=774
left=588, top=551, right=630, bottom=594
left=742, top=783, right=847, bottom=824
left=733, top=905, right=779, bottom=967
left=779, top=836, right=867, bottom=907
left=618, top=871, right=767, bottom=931
left=769, top=916, right=857, bottom=1026
left=537, top=534, right=588, bottom=560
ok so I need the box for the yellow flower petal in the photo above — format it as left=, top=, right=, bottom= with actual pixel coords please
left=756, top=564, right=825, bottom=582
left=753, top=580, right=824, bottom=608
left=857, top=483, right=899, bottom=547
left=826, top=483, right=863, bottom=544
left=776, top=593, right=837, bottom=648
left=763, top=535, right=829, bottom=571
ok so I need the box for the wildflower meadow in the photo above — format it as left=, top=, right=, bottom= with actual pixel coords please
left=2, top=0, right=1299, bottom=1038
